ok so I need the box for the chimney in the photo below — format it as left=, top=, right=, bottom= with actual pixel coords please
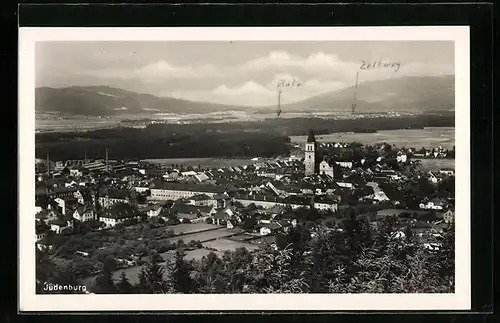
left=105, top=148, right=109, bottom=173
left=46, top=153, right=50, bottom=178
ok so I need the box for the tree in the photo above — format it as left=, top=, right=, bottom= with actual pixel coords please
left=135, top=250, right=168, bottom=294
left=93, top=261, right=117, bottom=294
left=241, top=216, right=258, bottom=231
left=145, top=251, right=168, bottom=294
left=194, top=252, right=226, bottom=293
left=167, top=249, right=195, bottom=293
left=116, top=271, right=133, bottom=294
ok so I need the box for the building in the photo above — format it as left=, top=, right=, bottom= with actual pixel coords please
left=185, top=194, right=217, bottom=207
left=98, top=190, right=130, bottom=209
left=54, top=197, right=78, bottom=216
left=99, top=203, right=138, bottom=228
left=73, top=204, right=96, bottom=222
left=419, top=198, right=446, bottom=210
left=439, top=168, right=455, bottom=176
left=49, top=217, right=74, bottom=234
left=443, top=208, right=455, bottom=223
left=150, top=182, right=226, bottom=200
left=313, top=196, right=340, bottom=212
left=319, top=159, right=334, bottom=177
left=397, top=151, right=408, bottom=163
left=304, top=129, right=317, bottom=176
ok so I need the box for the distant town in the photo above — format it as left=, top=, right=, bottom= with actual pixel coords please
left=35, top=129, right=455, bottom=294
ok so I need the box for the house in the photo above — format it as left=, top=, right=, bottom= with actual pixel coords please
left=419, top=198, right=446, bottom=210
left=428, top=171, right=439, bottom=184
left=36, top=235, right=56, bottom=252
left=69, top=166, right=85, bottom=177
left=319, top=160, right=335, bottom=177
left=313, top=196, right=339, bottom=212
left=98, top=190, right=130, bottom=209
left=134, top=185, right=150, bottom=193
left=443, top=209, right=455, bottom=223
left=396, top=151, right=408, bottom=163
left=186, top=194, right=216, bottom=207
left=259, top=222, right=283, bottom=236
left=172, top=204, right=211, bottom=221
left=99, top=203, right=138, bottom=228
left=54, top=197, right=78, bottom=216
left=49, top=217, right=74, bottom=234
left=336, top=182, right=354, bottom=190
left=212, top=209, right=230, bottom=226
left=364, top=182, right=390, bottom=202
left=194, top=172, right=210, bottom=183
left=336, top=160, right=353, bottom=169
left=214, top=192, right=231, bottom=208
left=147, top=205, right=163, bottom=218
left=74, top=189, right=94, bottom=205
left=439, top=168, right=455, bottom=176
left=35, top=223, right=49, bottom=241
left=73, top=204, right=96, bottom=222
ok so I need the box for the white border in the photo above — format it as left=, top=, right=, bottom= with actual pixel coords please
left=19, top=27, right=470, bottom=312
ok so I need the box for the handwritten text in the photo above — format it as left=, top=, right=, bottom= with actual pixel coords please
left=360, top=60, right=401, bottom=72
left=276, top=78, right=302, bottom=90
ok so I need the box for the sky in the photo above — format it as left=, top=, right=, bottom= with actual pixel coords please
left=36, top=41, right=454, bottom=107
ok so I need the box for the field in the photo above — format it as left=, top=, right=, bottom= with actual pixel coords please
left=290, top=127, right=455, bottom=149
left=81, top=248, right=226, bottom=287
left=202, top=239, right=260, bottom=252
left=417, top=158, right=455, bottom=171
left=166, top=228, right=244, bottom=244
left=168, top=223, right=223, bottom=235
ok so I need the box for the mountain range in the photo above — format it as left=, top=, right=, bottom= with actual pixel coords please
left=35, top=75, right=454, bottom=116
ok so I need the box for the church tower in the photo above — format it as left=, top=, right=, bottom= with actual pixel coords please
left=304, top=129, right=316, bottom=176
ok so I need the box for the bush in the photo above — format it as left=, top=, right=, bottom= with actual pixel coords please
left=205, top=218, right=213, bottom=224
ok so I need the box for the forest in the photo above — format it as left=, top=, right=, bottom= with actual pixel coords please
left=35, top=114, right=454, bottom=161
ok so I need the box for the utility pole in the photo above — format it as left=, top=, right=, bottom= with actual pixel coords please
left=351, top=71, right=359, bottom=115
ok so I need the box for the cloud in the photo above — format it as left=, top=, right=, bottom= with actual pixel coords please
left=81, top=60, right=222, bottom=80
left=166, top=81, right=277, bottom=107
left=164, top=76, right=350, bottom=107
left=68, top=49, right=454, bottom=107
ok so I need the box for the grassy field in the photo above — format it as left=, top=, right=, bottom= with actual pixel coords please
left=166, top=228, right=244, bottom=244
left=417, top=158, right=455, bottom=171
left=202, top=239, right=260, bottom=252
left=81, top=248, right=226, bottom=287
left=290, top=127, right=455, bottom=150
left=168, top=223, right=223, bottom=235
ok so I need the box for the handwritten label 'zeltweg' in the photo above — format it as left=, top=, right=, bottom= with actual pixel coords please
left=360, top=60, right=401, bottom=72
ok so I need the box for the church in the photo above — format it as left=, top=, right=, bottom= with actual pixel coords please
left=303, top=129, right=342, bottom=178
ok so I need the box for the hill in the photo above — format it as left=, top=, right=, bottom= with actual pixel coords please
left=277, top=75, right=455, bottom=113
left=35, top=86, right=245, bottom=116
left=36, top=75, right=454, bottom=116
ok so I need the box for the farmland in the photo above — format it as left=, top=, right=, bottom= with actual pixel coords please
left=77, top=223, right=261, bottom=289
left=203, top=238, right=260, bottom=252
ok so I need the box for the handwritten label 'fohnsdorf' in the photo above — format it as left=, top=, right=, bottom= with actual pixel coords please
left=360, top=60, right=401, bottom=72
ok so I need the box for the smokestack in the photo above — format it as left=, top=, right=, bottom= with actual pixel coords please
left=105, top=148, right=109, bottom=173
left=46, top=153, right=50, bottom=179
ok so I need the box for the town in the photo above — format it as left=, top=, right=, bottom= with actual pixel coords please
left=35, top=129, right=455, bottom=294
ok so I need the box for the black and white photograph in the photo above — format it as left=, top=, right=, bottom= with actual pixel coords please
left=19, top=27, right=470, bottom=311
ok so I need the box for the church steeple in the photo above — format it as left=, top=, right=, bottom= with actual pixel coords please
left=306, top=128, right=316, bottom=143
left=304, top=129, right=317, bottom=176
